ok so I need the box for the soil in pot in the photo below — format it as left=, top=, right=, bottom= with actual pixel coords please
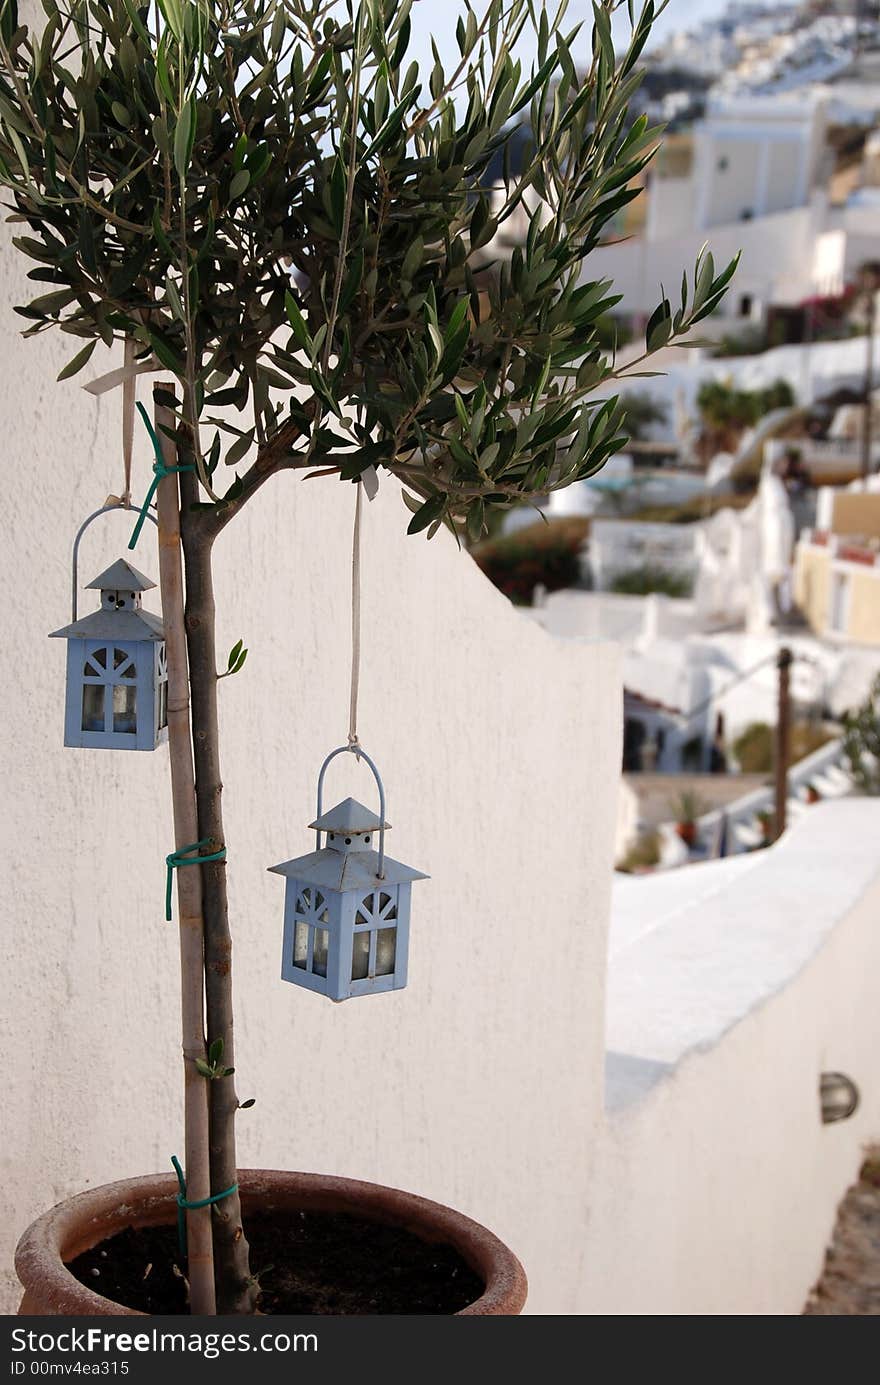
left=68, top=1210, right=485, bottom=1315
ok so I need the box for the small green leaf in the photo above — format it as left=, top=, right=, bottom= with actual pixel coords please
left=194, top=1058, right=214, bottom=1079
left=401, top=236, right=424, bottom=283
left=225, top=429, right=255, bottom=467
left=173, top=97, right=196, bottom=180
left=284, top=292, right=312, bottom=352
left=407, top=493, right=445, bottom=535
left=645, top=297, right=672, bottom=353
left=208, top=1037, right=224, bottom=1066
left=240, top=1098, right=256, bottom=1109
left=229, top=169, right=250, bottom=201
left=466, top=499, right=485, bottom=542
left=57, top=339, right=96, bottom=381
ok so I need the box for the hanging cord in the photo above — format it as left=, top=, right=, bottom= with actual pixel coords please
left=120, top=338, right=135, bottom=506
left=348, top=479, right=363, bottom=755
left=128, top=401, right=196, bottom=550
left=170, top=1155, right=238, bottom=1260
left=165, top=839, right=227, bottom=922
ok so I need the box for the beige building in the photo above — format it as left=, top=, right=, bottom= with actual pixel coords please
left=794, top=492, right=880, bottom=643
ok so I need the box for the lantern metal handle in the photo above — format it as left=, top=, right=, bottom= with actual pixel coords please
left=71, top=503, right=158, bottom=621
left=316, top=744, right=387, bottom=880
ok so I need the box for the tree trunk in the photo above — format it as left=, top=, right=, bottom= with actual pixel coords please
left=179, top=467, right=258, bottom=1314
left=154, top=393, right=216, bottom=1315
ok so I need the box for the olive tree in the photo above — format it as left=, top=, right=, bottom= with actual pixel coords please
left=0, top=0, right=737, bottom=1312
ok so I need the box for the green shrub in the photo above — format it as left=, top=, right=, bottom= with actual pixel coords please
left=616, top=831, right=661, bottom=873
left=610, top=565, right=693, bottom=597
left=471, top=516, right=590, bottom=605
left=842, top=673, right=880, bottom=795
left=697, top=378, right=795, bottom=431
left=732, top=720, right=837, bottom=774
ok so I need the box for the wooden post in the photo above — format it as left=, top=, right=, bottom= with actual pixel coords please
left=774, top=646, right=793, bottom=844
left=154, top=387, right=216, bottom=1314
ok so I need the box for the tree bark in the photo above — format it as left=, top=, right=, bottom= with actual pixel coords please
left=154, top=392, right=216, bottom=1315
left=179, top=465, right=258, bottom=1314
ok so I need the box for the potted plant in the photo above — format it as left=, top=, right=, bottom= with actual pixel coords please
left=756, top=808, right=774, bottom=847
left=0, top=0, right=737, bottom=1315
left=670, top=789, right=705, bottom=848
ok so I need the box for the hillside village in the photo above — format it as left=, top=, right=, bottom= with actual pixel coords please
left=475, top=0, right=880, bottom=879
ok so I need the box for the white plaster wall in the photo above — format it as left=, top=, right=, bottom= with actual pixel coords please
left=590, top=802, right=880, bottom=1315
left=0, top=224, right=623, bottom=1313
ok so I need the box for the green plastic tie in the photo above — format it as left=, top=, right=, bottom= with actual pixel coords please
left=166, top=839, right=227, bottom=921
left=128, top=401, right=195, bottom=550
left=171, top=1155, right=238, bottom=1259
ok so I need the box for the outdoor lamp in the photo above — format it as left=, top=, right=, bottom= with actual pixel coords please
left=270, top=745, right=427, bottom=1001
left=50, top=558, right=168, bottom=751
left=820, top=1071, right=860, bottom=1125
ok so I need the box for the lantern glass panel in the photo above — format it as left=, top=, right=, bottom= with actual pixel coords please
left=81, top=684, right=105, bottom=732
left=91, top=647, right=107, bottom=669
left=379, top=892, right=397, bottom=920
left=375, top=927, right=396, bottom=976
left=352, top=931, right=369, bottom=981
left=293, top=921, right=308, bottom=969
left=112, top=684, right=137, bottom=733
left=313, top=927, right=329, bottom=978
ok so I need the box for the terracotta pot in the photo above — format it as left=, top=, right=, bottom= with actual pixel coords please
left=675, top=821, right=697, bottom=847
left=16, top=1169, right=527, bottom=1317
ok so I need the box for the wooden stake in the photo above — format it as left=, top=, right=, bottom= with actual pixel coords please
left=154, top=387, right=216, bottom=1315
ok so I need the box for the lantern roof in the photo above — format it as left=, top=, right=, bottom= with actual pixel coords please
left=269, top=846, right=427, bottom=892
left=49, top=606, right=165, bottom=642
left=86, top=558, right=156, bottom=592
left=309, top=797, right=388, bottom=833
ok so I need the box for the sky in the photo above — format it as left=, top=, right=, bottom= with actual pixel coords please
left=404, top=0, right=743, bottom=83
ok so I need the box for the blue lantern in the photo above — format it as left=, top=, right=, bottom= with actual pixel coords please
left=49, top=557, right=167, bottom=751
left=269, top=746, right=427, bottom=1001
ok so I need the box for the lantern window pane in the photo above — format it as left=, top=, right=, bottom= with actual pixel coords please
left=355, top=907, right=370, bottom=925
left=91, top=647, right=107, bottom=669
left=293, top=921, right=308, bottom=970
left=83, top=659, right=101, bottom=678
left=313, top=928, right=329, bottom=978
left=297, top=888, right=312, bottom=914
left=121, top=664, right=136, bottom=680
left=379, top=892, right=397, bottom=920
left=112, top=684, right=137, bottom=734
left=113, top=648, right=130, bottom=669
left=351, top=931, right=370, bottom=981
left=158, top=680, right=168, bottom=730
left=375, top=928, right=396, bottom=976
left=81, top=684, right=105, bottom=732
